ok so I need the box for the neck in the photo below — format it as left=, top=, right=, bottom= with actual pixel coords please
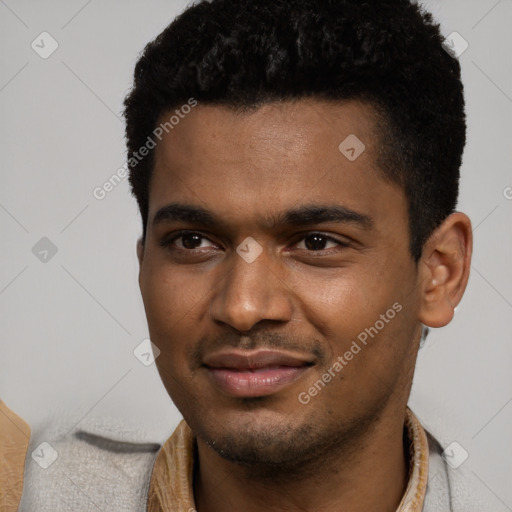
left=193, top=407, right=410, bottom=512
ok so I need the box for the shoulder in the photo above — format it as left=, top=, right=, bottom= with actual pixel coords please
left=18, top=416, right=164, bottom=512
left=424, top=430, right=505, bottom=512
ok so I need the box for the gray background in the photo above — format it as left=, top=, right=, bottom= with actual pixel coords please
left=1, top=0, right=511, bottom=507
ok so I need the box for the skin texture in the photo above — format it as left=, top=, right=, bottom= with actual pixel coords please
left=137, top=99, right=472, bottom=512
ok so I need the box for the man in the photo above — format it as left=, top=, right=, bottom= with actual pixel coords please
left=17, top=0, right=494, bottom=510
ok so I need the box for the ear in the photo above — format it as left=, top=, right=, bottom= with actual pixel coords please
left=417, top=212, right=473, bottom=328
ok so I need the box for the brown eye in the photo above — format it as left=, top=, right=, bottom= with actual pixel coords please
left=179, top=233, right=204, bottom=249
left=160, top=231, right=217, bottom=251
left=296, top=233, right=344, bottom=251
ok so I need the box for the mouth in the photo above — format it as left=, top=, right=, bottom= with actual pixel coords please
left=203, top=349, right=315, bottom=398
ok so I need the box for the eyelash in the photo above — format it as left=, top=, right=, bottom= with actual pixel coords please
left=159, top=230, right=349, bottom=253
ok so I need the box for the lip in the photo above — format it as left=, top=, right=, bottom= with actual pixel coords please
left=203, top=349, right=314, bottom=398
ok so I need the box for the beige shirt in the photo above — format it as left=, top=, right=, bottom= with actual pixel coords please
left=147, top=408, right=429, bottom=511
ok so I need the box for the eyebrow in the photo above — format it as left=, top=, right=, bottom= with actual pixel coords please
left=152, top=203, right=373, bottom=231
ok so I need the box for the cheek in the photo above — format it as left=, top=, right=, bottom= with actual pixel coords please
left=139, top=264, right=207, bottom=362
left=295, top=266, right=395, bottom=336
left=295, top=261, right=414, bottom=367
left=141, top=258, right=206, bottom=320
left=140, top=267, right=204, bottom=403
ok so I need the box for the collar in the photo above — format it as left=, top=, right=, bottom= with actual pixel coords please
left=147, top=407, right=429, bottom=512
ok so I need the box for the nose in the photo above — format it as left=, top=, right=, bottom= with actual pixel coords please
left=209, top=246, right=294, bottom=332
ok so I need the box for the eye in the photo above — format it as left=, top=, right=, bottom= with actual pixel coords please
left=295, top=233, right=348, bottom=252
left=160, top=231, right=349, bottom=254
left=161, top=231, right=218, bottom=251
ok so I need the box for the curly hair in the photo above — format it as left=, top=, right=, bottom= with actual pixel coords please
left=123, top=0, right=466, bottom=261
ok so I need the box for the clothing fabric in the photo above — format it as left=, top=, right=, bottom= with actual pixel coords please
left=0, top=400, right=31, bottom=512
left=18, top=408, right=498, bottom=511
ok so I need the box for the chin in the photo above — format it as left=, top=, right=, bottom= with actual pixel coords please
left=205, top=423, right=313, bottom=466
left=190, top=407, right=327, bottom=468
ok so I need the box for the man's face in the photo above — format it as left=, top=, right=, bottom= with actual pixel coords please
left=138, top=100, right=423, bottom=467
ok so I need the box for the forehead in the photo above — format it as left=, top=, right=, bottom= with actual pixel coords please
left=153, top=99, right=377, bottom=177
left=148, top=99, right=405, bottom=232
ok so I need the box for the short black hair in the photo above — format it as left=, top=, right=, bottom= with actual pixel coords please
left=123, top=0, right=466, bottom=261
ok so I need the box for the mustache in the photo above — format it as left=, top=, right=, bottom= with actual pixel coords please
left=190, top=329, right=327, bottom=370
